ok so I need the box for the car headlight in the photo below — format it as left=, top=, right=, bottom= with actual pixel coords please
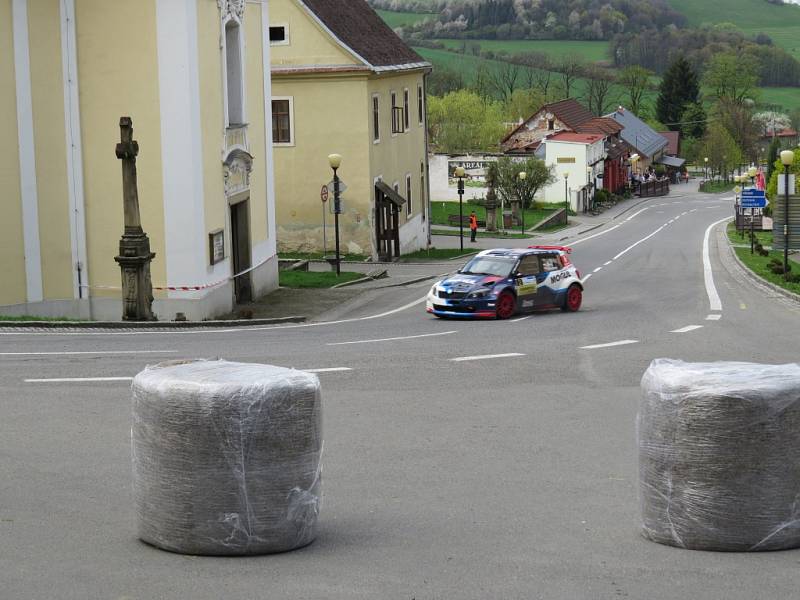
left=467, top=288, right=493, bottom=299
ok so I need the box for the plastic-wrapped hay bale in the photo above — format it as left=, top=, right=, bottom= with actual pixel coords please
left=132, top=359, right=322, bottom=555
left=638, top=359, right=800, bottom=551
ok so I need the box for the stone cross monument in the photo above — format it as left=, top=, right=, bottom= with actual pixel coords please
left=114, top=117, right=156, bottom=321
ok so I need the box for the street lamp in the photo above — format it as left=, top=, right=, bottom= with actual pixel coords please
left=781, top=150, right=795, bottom=280
left=586, top=166, right=593, bottom=214
left=455, top=166, right=466, bottom=252
left=563, top=172, right=570, bottom=224
left=327, top=153, right=342, bottom=276
left=518, top=171, right=526, bottom=235
left=704, top=156, right=709, bottom=181
left=748, top=166, right=757, bottom=188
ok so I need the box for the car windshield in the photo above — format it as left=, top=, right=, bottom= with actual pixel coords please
left=459, top=256, right=516, bottom=278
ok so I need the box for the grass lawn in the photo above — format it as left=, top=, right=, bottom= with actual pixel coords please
left=758, top=87, right=800, bottom=113
left=431, top=228, right=531, bottom=239
left=436, top=39, right=611, bottom=63
left=430, top=199, right=558, bottom=228
left=279, top=270, right=364, bottom=288
left=279, top=252, right=368, bottom=262
left=733, top=247, right=800, bottom=295
left=400, top=248, right=477, bottom=261
left=375, top=9, right=437, bottom=28
left=699, top=180, right=737, bottom=193
left=727, top=222, right=773, bottom=247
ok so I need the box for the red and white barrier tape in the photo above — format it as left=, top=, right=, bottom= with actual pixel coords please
left=79, top=256, right=271, bottom=292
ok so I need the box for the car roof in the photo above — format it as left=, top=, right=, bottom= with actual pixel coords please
left=476, top=247, right=565, bottom=258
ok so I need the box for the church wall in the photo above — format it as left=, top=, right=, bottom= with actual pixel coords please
left=74, top=0, right=167, bottom=301
left=0, top=0, right=27, bottom=307
left=27, top=0, right=73, bottom=301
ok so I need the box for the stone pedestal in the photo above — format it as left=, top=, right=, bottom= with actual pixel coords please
left=115, top=232, right=156, bottom=321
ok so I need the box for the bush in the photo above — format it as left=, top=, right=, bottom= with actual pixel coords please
left=594, top=189, right=611, bottom=204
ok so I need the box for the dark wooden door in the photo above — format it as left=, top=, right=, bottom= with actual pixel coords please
left=230, top=199, right=252, bottom=303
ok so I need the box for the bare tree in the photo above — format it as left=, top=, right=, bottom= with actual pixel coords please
left=618, top=65, right=652, bottom=115
left=489, top=61, right=521, bottom=104
left=558, top=54, right=584, bottom=99
left=584, top=66, right=616, bottom=116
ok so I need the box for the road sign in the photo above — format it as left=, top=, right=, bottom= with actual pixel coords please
left=740, top=197, right=768, bottom=209
left=320, top=185, right=329, bottom=203
left=741, top=188, right=766, bottom=199
left=326, top=179, right=347, bottom=195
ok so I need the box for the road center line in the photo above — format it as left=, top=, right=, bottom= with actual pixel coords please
left=706, top=314, right=722, bottom=321
left=450, top=353, right=525, bottom=362
left=580, top=340, right=639, bottom=350
left=327, top=331, right=456, bottom=346
left=604, top=261, right=612, bottom=266
left=0, top=350, right=177, bottom=356
left=670, top=325, right=704, bottom=333
left=571, top=223, right=624, bottom=246
left=613, top=225, right=666, bottom=260
left=703, top=217, right=731, bottom=312
left=593, top=267, right=603, bottom=273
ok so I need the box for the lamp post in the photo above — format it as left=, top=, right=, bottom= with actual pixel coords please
left=781, top=150, right=795, bottom=280
left=748, top=165, right=757, bottom=188
left=563, top=172, right=570, bottom=224
left=586, top=165, right=593, bottom=214
left=518, top=171, right=527, bottom=235
left=704, top=156, right=708, bottom=181
left=455, top=166, right=466, bottom=252
left=327, top=153, right=342, bottom=276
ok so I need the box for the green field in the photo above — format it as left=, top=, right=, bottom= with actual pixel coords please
left=436, top=39, right=611, bottom=63
left=668, top=0, right=800, bottom=58
left=758, top=87, right=800, bottom=113
left=375, top=9, right=437, bottom=28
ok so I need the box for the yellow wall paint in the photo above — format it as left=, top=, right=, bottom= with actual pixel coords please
left=244, top=4, right=268, bottom=245
left=75, top=0, right=166, bottom=298
left=368, top=72, right=428, bottom=224
left=27, top=0, right=73, bottom=300
left=269, top=0, right=358, bottom=67
left=0, top=0, right=27, bottom=306
left=197, top=0, right=227, bottom=266
left=272, top=75, right=373, bottom=254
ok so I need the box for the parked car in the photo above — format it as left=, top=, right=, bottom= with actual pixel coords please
left=426, top=246, right=583, bottom=319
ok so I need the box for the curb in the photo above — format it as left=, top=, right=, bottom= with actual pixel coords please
left=373, top=273, right=449, bottom=289
left=725, top=235, right=800, bottom=304
left=0, top=315, right=307, bottom=330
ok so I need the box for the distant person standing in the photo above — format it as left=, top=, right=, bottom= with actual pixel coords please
left=469, top=211, right=478, bottom=242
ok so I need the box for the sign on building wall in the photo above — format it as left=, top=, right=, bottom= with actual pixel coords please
left=209, top=229, right=225, bottom=265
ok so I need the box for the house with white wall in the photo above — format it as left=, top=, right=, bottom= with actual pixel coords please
left=541, top=132, right=606, bottom=212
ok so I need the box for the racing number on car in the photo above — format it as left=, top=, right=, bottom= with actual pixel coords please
left=515, top=277, right=538, bottom=295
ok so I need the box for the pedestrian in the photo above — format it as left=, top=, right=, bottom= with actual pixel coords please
left=469, top=210, right=478, bottom=242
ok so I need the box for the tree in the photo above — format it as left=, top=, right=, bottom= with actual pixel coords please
left=766, top=137, right=780, bottom=182
left=680, top=102, right=707, bottom=139
left=715, top=98, right=760, bottom=163
left=584, top=66, right=616, bottom=116
left=655, top=56, right=700, bottom=130
left=489, top=61, right=521, bottom=103
left=703, top=52, right=760, bottom=105
left=700, top=123, right=743, bottom=182
left=494, top=157, right=555, bottom=210
left=426, top=90, right=507, bottom=154
left=427, top=67, right=465, bottom=97
left=618, top=65, right=652, bottom=115
left=504, top=88, right=545, bottom=123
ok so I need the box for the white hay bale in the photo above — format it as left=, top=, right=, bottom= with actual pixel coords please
left=132, top=359, right=322, bottom=555
left=638, top=359, right=800, bottom=551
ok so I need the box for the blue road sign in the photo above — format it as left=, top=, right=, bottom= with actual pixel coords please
left=740, top=188, right=767, bottom=209
left=741, top=188, right=766, bottom=199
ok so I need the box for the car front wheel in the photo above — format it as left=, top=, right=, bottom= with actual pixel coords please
left=561, top=284, right=582, bottom=312
left=495, top=291, right=516, bottom=319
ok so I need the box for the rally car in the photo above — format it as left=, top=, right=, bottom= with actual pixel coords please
left=426, top=246, right=584, bottom=319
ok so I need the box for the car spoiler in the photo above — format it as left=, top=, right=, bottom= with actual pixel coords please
left=527, top=245, right=572, bottom=254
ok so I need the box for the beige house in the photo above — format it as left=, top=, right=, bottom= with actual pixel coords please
left=1, top=0, right=278, bottom=321
left=270, top=0, right=432, bottom=260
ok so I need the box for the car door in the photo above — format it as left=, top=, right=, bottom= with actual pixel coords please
left=514, top=255, right=540, bottom=312
left=536, top=253, right=561, bottom=306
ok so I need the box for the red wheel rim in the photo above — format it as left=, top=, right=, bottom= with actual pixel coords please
left=496, top=293, right=515, bottom=319
left=566, top=286, right=582, bottom=311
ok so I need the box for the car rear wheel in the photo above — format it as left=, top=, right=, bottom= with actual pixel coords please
left=495, top=291, right=516, bottom=320
left=561, top=284, right=582, bottom=312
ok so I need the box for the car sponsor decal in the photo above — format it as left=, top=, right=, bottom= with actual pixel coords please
left=515, top=276, right=538, bottom=295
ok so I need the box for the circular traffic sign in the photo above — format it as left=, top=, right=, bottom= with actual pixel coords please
left=320, top=185, right=329, bottom=203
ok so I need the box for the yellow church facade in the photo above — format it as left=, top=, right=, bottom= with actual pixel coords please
left=269, top=0, right=432, bottom=260
left=1, top=0, right=278, bottom=321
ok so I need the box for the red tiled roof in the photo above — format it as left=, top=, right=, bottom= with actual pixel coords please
left=659, top=131, right=680, bottom=155
left=299, top=0, right=425, bottom=68
left=547, top=132, right=604, bottom=144
left=501, top=98, right=594, bottom=143
left=577, top=117, right=623, bottom=136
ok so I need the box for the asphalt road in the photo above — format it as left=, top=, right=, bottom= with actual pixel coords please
left=2, top=190, right=800, bottom=599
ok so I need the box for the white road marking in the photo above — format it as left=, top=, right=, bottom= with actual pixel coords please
left=706, top=314, right=722, bottom=321
left=703, top=217, right=731, bottom=312
left=450, top=353, right=525, bottom=362
left=613, top=225, right=666, bottom=260
left=571, top=223, right=624, bottom=246
left=0, top=350, right=176, bottom=356
left=625, top=206, right=653, bottom=221
left=302, top=367, right=352, bottom=373
left=581, top=274, right=593, bottom=283
left=510, top=316, right=530, bottom=323
left=593, top=267, right=603, bottom=273
left=670, top=325, right=704, bottom=333
left=25, top=377, right=134, bottom=383
left=580, top=340, right=639, bottom=350
left=604, top=261, right=612, bottom=266
left=327, top=331, right=456, bottom=346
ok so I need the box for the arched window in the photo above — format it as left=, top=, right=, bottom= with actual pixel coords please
left=225, top=19, right=244, bottom=125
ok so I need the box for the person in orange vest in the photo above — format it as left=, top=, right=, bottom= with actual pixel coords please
left=469, top=210, right=478, bottom=242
